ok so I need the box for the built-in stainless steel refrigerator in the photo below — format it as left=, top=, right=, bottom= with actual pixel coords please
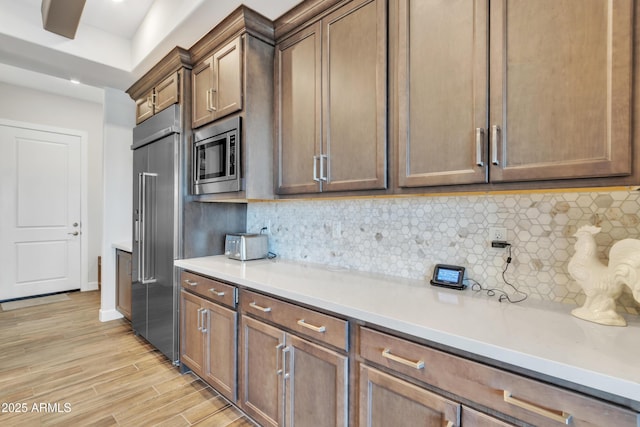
left=131, top=104, right=183, bottom=364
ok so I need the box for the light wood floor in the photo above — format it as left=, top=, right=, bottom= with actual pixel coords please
left=0, top=290, right=256, bottom=427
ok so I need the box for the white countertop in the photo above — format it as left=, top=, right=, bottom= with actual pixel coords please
left=112, top=241, right=132, bottom=252
left=175, top=255, right=640, bottom=404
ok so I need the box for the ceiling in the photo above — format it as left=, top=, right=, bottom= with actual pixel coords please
left=0, top=0, right=303, bottom=102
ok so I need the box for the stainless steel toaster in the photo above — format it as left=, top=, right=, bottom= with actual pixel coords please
left=224, top=233, right=269, bottom=261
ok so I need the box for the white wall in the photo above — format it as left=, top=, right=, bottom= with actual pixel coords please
left=0, top=82, right=104, bottom=288
left=99, top=88, right=135, bottom=322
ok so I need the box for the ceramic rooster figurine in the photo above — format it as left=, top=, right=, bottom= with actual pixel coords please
left=568, top=225, right=640, bottom=326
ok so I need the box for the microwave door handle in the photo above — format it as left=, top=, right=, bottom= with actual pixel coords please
left=227, top=137, right=232, bottom=177
left=193, top=144, right=199, bottom=185
left=194, top=141, right=204, bottom=185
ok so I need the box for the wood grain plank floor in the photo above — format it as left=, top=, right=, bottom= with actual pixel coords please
left=0, top=290, right=256, bottom=427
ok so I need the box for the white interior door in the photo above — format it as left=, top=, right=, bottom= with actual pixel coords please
left=0, top=123, right=82, bottom=301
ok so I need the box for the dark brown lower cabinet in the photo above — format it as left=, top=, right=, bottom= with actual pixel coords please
left=178, top=270, right=638, bottom=427
left=239, top=315, right=348, bottom=427
left=181, top=290, right=205, bottom=375
left=358, top=364, right=460, bottom=427
left=115, top=249, right=132, bottom=320
left=359, top=326, right=638, bottom=427
left=180, top=289, right=238, bottom=402
left=239, top=315, right=284, bottom=427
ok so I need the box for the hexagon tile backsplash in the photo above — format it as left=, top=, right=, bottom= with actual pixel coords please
left=246, top=190, right=640, bottom=314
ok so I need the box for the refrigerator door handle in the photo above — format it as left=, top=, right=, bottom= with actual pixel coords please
left=140, top=172, right=158, bottom=284
left=137, top=173, right=143, bottom=283
left=134, top=220, right=140, bottom=243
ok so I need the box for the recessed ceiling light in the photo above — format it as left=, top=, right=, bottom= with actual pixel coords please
left=70, top=79, right=80, bottom=85
left=112, top=0, right=124, bottom=2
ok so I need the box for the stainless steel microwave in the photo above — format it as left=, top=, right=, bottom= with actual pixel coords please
left=193, top=116, right=241, bottom=194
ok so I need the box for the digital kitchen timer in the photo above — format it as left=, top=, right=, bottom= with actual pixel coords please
left=430, top=264, right=466, bottom=290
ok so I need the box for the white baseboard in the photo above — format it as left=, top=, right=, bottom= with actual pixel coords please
left=99, top=308, right=124, bottom=322
left=83, top=281, right=99, bottom=291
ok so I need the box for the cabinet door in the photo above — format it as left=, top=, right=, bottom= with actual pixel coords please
left=180, top=291, right=205, bottom=377
left=135, top=89, right=154, bottom=124
left=359, top=365, right=460, bottom=427
left=285, top=334, right=348, bottom=427
left=204, top=299, right=238, bottom=402
left=275, top=22, right=322, bottom=195
left=489, top=0, right=633, bottom=182
left=322, top=0, right=387, bottom=192
left=397, top=0, right=488, bottom=187
left=192, top=57, right=215, bottom=128
left=155, top=71, right=179, bottom=113
left=116, top=250, right=132, bottom=320
left=212, top=36, right=243, bottom=121
left=240, top=315, right=286, bottom=427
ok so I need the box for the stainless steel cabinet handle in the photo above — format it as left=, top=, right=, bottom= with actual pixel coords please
left=67, top=232, right=79, bottom=236
left=210, top=88, right=217, bottom=112
left=146, top=96, right=153, bottom=109
left=281, top=345, right=290, bottom=427
left=197, top=308, right=203, bottom=331
left=381, top=348, right=425, bottom=370
left=313, top=155, right=320, bottom=182
left=206, top=88, right=217, bottom=112
left=209, top=288, right=225, bottom=297
left=475, top=128, right=485, bottom=167
left=282, top=346, right=291, bottom=379
left=184, top=279, right=198, bottom=287
left=296, top=319, right=326, bottom=333
left=249, top=302, right=272, bottom=313
left=201, top=309, right=208, bottom=334
left=320, top=154, right=328, bottom=182
left=491, top=125, right=500, bottom=166
left=503, top=391, right=572, bottom=424
left=275, top=343, right=284, bottom=375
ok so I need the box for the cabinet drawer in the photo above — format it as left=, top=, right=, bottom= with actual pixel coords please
left=240, top=290, right=348, bottom=351
left=359, top=327, right=638, bottom=427
left=461, top=407, right=514, bottom=427
left=180, top=270, right=236, bottom=308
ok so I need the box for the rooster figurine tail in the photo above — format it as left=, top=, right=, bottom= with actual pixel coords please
left=609, top=238, right=640, bottom=306
left=568, top=225, right=640, bottom=326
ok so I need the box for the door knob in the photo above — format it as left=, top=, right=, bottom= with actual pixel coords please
left=68, top=231, right=79, bottom=236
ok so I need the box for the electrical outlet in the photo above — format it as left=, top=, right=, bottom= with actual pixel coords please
left=489, top=227, right=507, bottom=242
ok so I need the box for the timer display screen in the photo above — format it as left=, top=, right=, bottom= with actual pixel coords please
left=436, top=268, right=461, bottom=284
left=430, top=264, right=466, bottom=290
